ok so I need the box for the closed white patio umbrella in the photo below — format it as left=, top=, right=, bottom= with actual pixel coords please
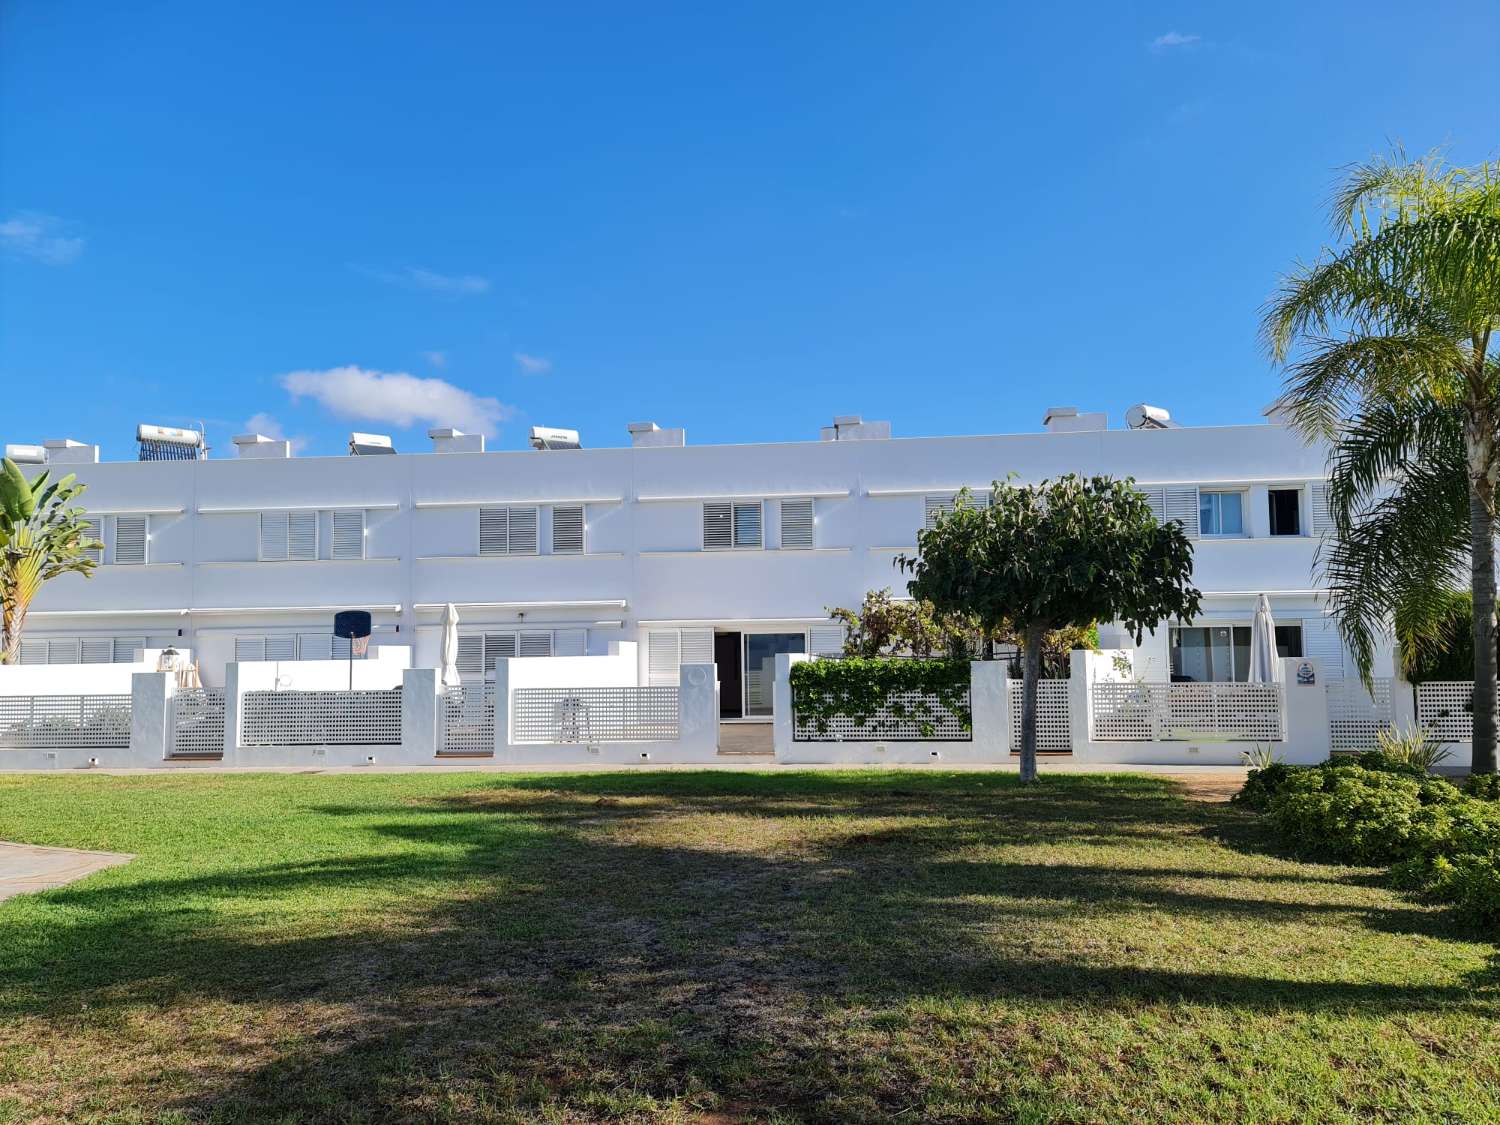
left=440, top=602, right=462, bottom=689
left=1248, top=594, right=1280, bottom=684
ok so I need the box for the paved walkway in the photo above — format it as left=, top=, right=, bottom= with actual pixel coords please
left=0, top=841, right=133, bottom=903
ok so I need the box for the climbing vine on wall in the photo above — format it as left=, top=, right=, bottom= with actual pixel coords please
left=789, top=658, right=971, bottom=738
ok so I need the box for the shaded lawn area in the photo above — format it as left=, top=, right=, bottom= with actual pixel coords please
left=0, top=771, right=1497, bottom=1123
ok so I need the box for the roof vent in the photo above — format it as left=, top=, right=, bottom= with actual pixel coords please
left=529, top=426, right=580, bottom=450
left=1124, top=403, right=1176, bottom=430
left=429, top=428, right=485, bottom=454
left=1042, top=406, right=1107, bottom=433
left=44, top=438, right=101, bottom=464
left=4, top=443, right=47, bottom=465
left=137, top=424, right=205, bottom=461
left=349, top=432, right=396, bottom=455
left=232, top=433, right=291, bottom=459
left=627, top=421, right=686, bottom=448
left=820, top=415, right=892, bottom=441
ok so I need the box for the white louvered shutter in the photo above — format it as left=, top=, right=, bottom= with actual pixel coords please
left=235, top=636, right=266, bottom=662
left=113, top=636, right=145, bottom=662
left=647, top=631, right=681, bottom=685
left=479, top=508, right=508, bottom=555
left=80, top=518, right=102, bottom=564
left=332, top=634, right=368, bottom=660
left=508, top=507, right=539, bottom=554
left=483, top=632, right=518, bottom=670
left=733, top=501, right=763, bottom=547
left=554, top=629, right=587, bottom=656
left=259, top=512, right=288, bottom=560
left=809, top=625, right=846, bottom=656
left=1138, top=487, right=1167, bottom=524
left=80, top=638, right=113, bottom=664
left=1165, top=487, right=1200, bottom=537
left=298, top=633, right=332, bottom=661
left=456, top=634, right=484, bottom=676
left=681, top=629, right=714, bottom=665
left=519, top=631, right=553, bottom=657
left=265, top=635, right=297, bottom=661
left=925, top=493, right=956, bottom=530
left=551, top=505, right=585, bottom=554
left=779, top=499, right=814, bottom=549
left=114, top=516, right=148, bottom=564
left=287, top=511, right=317, bottom=560
left=18, top=640, right=46, bottom=664
left=331, top=509, right=365, bottom=559
left=47, top=638, right=80, bottom=664
left=1303, top=617, right=1347, bottom=681
left=703, top=503, right=732, bottom=549
left=1308, top=483, right=1333, bottom=537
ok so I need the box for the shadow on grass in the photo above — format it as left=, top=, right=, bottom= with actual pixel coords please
left=2, top=771, right=1496, bottom=1121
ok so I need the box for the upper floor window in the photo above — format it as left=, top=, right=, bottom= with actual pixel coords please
left=779, top=498, right=814, bottom=549
left=1268, top=488, right=1302, bottom=536
left=112, top=515, right=149, bottom=564
left=1198, top=491, right=1244, bottom=537
left=703, top=501, right=762, bottom=549
left=80, top=517, right=103, bottom=565
left=331, top=509, right=366, bottom=559
left=479, top=506, right=538, bottom=556
left=551, top=505, right=585, bottom=554
left=260, top=511, right=317, bottom=561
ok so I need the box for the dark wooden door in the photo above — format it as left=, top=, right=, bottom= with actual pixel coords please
left=715, top=632, right=743, bottom=718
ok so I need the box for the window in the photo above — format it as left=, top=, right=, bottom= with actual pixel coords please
left=260, top=511, right=316, bottom=560
left=551, top=505, right=585, bottom=554
left=331, top=509, right=365, bottom=559
left=113, top=515, right=148, bottom=564
left=1268, top=489, right=1301, bottom=536
left=80, top=518, right=102, bottom=564
left=235, top=633, right=357, bottom=661
left=779, top=498, right=814, bottom=549
left=703, top=501, right=762, bottom=549
left=1169, top=624, right=1304, bottom=681
left=1198, top=491, right=1244, bottom=537
left=478, top=507, right=539, bottom=555
left=646, top=628, right=713, bottom=685
left=455, top=629, right=570, bottom=675
left=924, top=491, right=989, bottom=531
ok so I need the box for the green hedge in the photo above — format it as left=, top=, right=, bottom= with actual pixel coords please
left=1234, top=755, right=1500, bottom=924
left=789, top=658, right=971, bottom=738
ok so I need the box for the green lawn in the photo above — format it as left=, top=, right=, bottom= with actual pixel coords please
left=0, top=771, right=1496, bottom=1124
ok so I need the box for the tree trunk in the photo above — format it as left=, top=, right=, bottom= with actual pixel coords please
left=1470, top=479, right=1498, bottom=775
left=1020, top=622, right=1043, bottom=783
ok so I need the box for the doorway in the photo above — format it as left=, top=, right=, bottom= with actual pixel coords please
left=715, top=632, right=743, bottom=718
left=742, top=632, right=806, bottom=718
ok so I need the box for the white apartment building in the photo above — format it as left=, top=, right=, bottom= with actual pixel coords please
left=7, top=406, right=1374, bottom=721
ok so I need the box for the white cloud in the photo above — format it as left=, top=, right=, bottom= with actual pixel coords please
left=423, top=350, right=448, bottom=368
left=280, top=365, right=512, bottom=436
left=1150, top=31, right=1201, bottom=51
left=360, top=265, right=490, bottom=296
left=243, top=412, right=308, bottom=452
left=0, top=212, right=84, bottom=265
left=513, top=352, right=553, bottom=376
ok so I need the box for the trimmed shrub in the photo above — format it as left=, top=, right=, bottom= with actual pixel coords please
left=1462, top=773, right=1500, bottom=801
left=1232, top=762, right=1296, bottom=812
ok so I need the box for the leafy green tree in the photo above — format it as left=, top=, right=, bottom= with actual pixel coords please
left=0, top=458, right=102, bottom=664
left=1263, top=152, right=1500, bottom=774
left=899, top=476, right=1200, bottom=781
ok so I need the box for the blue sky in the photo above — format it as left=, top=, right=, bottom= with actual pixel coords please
left=3, top=2, right=1497, bottom=459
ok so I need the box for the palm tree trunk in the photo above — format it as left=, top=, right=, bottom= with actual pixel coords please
left=1019, top=622, right=1043, bottom=783
left=1470, top=481, right=1498, bottom=775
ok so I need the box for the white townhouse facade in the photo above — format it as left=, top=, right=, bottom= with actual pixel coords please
left=6, top=407, right=1379, bottom=720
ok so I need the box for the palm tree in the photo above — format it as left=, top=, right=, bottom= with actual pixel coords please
left=1263, top=151, right=1500, bottom=774
left=0, top=458, right=101, bottom=663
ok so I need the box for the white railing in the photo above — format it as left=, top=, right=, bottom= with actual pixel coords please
left=241, top=688, right=403, bottom=747
left=792, top=687, right=972, bottom=742
left=1007, top=678, right=1073, bottom=752
left=1091, top=681, right=1283, bottom=742
left=1326, top=678, right=1393, bottom=754
left=0, top=694, right=132, bottom=748
left=513, top=686, right=679, bottom=743
left=171, top=689, right=226, bottom=756
left=1417, top=681, right=1495, bottom=744
left=441, top=683, right=494, bottom=754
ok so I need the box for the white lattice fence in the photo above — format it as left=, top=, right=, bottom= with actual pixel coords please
left=171, top=689, right=226, bottom=755
left=1008, top=679, right=1073, bottom=752
left=1417, top=681, right=1494, bottom=744
left=1326, top=678, right=1392, bottom=754
left=441, top=683, right=494, bottom=754
left=0, top=694, right=132, bottom=749
left=241, top=688, right=403, bottom=746
left=793, top=687, right=972, bottom=742
left=1090, top=681, right=1283, bottom=742
left=513, top=686, right=679, bottom=743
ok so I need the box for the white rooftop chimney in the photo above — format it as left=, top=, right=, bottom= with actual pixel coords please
left=428, top=428, right=485, bottom=454
left=1042, top=406, right=1107, bottom=433
left=820, top=415, right=892, bottom=441
left=627, top=421, right=686, bottom=448
left=232, top=433, right=291, bottom=459
left=1124, top=403, right=1176, bottom=430
left=43, top=438, right=100, bottom=464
